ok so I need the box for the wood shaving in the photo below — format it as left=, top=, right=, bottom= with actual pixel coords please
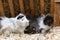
left=0, top=26, right=60, bottom=40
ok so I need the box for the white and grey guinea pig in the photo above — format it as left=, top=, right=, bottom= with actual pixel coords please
left=37, top=14, right=54, bottom=34
left=0, top=13, right=29, bottom=36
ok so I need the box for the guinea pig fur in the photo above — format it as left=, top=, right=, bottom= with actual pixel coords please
left=37, top=14, right=54, bottom=34
left=0, top=13, right=29, bottom=36
left=24, top=16, right=40, bottom=34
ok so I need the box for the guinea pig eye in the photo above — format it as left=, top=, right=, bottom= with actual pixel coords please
left=17, top=16, right=24, bottom=19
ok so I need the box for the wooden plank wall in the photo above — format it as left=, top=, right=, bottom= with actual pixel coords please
left=0, top=0, right=54, bottom=16
left=0, top=0, right=57, bottom=26
left=8, top=0, right=15, bottom=17
left=0, top=0, right=5, bottom=16
left=54, top=1, right=60, bottom=26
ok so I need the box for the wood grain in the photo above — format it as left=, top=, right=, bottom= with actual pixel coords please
left=0, top=0, right=5, bottom=16
left=19, top=0, right=25, bottom=13
left=40, top=0, right=44, bottom=13
left=29, top=0, right=34, bottom=17
left=8, top=0, right=15, bottom=17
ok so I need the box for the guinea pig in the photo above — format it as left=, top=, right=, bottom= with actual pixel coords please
left=0, top=13, right=29, bottom=36
left=37, top=14, right=54, bottom=34
left=24, top=17, right=40, bottom=34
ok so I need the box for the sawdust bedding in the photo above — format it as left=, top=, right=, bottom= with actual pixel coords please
left=0, top=26, right=60, bottom=40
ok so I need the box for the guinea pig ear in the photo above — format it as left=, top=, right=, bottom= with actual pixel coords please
left=45, top=13, right=51, bottom=16
left=17, top=16, right=24, bottom=19
left=16, top=13, right=24, bottom=19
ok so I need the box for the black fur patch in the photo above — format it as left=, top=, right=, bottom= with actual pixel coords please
left=0, top=18, right=2, bottom=20
left=39, top=28, right=44, bottom=33
left=43, top=15, right=54, bottom=26
left=24, top=26, right=37, bottom=34
left=17, top=16, right=24, bottom=19
left=24, top=19, right=39, bottom=34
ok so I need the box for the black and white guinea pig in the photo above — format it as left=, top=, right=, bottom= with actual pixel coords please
left=0, top=13, right=29, bottom=36
left=24, top=14, right=54, bottom=34
left=37, top=14, right=54, bottom=34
